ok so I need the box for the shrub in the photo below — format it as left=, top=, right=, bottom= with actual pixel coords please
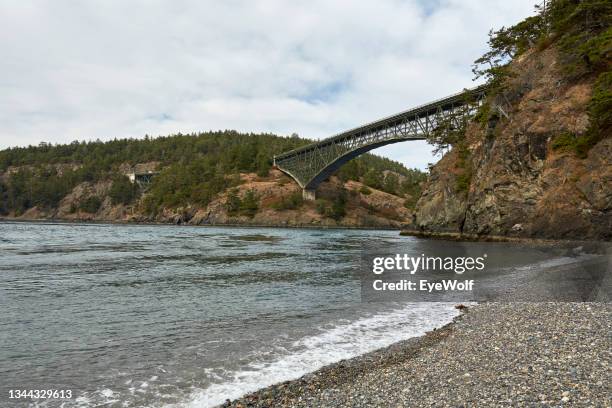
left=271, top=191, right=303, bottom=210
left=329, top=190, right=347, bottom=220
left=403, top=196, right=418, bottom=210
left=551, top=132, right=577, bottom=151
left=79, top=196, right=102, bottom=213
left=455, top=172, right=472, bottom=194
left=586, top=71, right=612, bottom=139
left=226, top=189, right=241, bottom=215
left=239, top=190, right=259, bottom=217
left=315, top=199, right=328, bottom=215
left=382, top=173, right=399, bottom=195
left=363, top=169, right=383, bottom=190
left=552, top=132, right=604, bottom=160
left=359, top=186, right=372, bottom=195
left=455, top=143, right=472, bottom=194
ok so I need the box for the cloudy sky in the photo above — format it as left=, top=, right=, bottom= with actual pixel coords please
left=0, top=0, right=536, bottom=169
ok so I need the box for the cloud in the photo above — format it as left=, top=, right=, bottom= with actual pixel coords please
left=0, top=0, right=536, bottom=169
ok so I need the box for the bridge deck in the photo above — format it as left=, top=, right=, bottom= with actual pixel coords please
left=275, top=84, right=487, bottom=160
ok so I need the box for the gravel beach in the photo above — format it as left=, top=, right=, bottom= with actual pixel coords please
left=223, top=303, right=611, bottom=407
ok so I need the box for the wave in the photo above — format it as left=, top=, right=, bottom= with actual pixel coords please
left=173, top=302, right=459, bottom=408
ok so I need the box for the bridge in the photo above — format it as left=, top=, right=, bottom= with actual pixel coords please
left=273, top=85, right=487, bottom=200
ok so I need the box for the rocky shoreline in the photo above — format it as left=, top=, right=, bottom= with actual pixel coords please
left=0, top=217, right=402, bottom=231
left=223, top=302, right=611, bottom=407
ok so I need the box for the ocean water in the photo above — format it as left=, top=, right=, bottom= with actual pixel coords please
left=0, top=222, right=462, bottom=407
left=1, top=221, right=595, bottom=407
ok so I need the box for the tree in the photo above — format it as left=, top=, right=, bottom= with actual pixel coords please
left=226, top=189, right=241, bottom=216
left=472, top=15, right=544, bottom=91
left=240, top=190, right=259, bottom=217
left=0, top=130, right=424, bottom=214
left=79, top=196, right=102, bottom=213
left=363, top=169, right=383, bottom=190
left=109, top=175, right=137, bottom=205
left=255, top=153, right=270, bottom=177
left=382, top=173, right=399, bottom=195
left=330, top=189, right=347, bottom=220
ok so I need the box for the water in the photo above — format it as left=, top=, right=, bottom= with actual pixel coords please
left=0, top=222, right=462, bottom=407
left=1, top=222, right=601, bottom=407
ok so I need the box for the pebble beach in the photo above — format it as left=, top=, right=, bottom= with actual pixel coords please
left=224, top=303, right=611, bottom=407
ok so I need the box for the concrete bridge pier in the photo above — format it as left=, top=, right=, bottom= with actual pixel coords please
left=302, top=189, right=316, bottom=201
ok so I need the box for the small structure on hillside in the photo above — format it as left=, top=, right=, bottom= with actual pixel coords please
left=127, top=170, right=159, bottom=187
left=123, top=162, right=160, bottom=188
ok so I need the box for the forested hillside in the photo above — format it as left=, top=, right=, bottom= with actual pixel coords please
left=0, top=131, right=425, bottom=225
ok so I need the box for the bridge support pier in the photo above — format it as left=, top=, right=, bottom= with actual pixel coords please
left=302, top=189, right=316, bottom=201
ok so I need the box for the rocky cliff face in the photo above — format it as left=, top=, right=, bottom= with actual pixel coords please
left=6, top=169, right=413, bottom=229
left=415, top=47, right=611, bottom=240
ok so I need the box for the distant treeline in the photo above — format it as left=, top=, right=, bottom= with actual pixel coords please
left=0, top=131, right=426, bottom=215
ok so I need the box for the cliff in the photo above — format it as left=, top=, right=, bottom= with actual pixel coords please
left=4, top=169, right=413, bottom=229
left=414, top=45, right=611, bottom=240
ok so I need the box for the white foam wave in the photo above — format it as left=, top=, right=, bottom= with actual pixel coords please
left=174, top=302, right=459, bottom=408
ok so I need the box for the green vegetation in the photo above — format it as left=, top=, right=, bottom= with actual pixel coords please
left=239, top=190, right=259, bottom=218
left=552, top=66, right=610, bottom=161
left=383, top=173, right=399, bottom=195
left=314, top=190, right=348, bottom=221
left=455, top=172, right=472, bottom=194
left=0, top=131, right=307, bottom=215
left=551, top=132, right=577, bottom=151
left=78, top=196, right=102, bottom=213
left=357, top=166, right=426, bottom=198
left=473, top=0, right=611, bottom=89
left=424, top=0, right=611, bottom=164
left=271, top=191, right=303, bottom=210
left=337, top=155, right=426, bottom=198
left=359, top=186, right=372, bottom=195
left=315, top=199, right=327, bottom=216
left=455, top=143, right=472, bottom=194
left=1, top=167, right=78, bottom=215
left=0, top=130, right=426, bottom=216
left=552, top=131, right=603, bottom=159
left=473, top=102, right=491, bottom=127
left=225, top=189, right=241, bottom=215
left=141, top=159, right=235, bottom=214
left=471, top=0, right=611, bottom=156
left=225, top=189, right=259, bottom=218
left=550, top=1, right=611, bottom=77
left=403, top=196, right=418, bottom=210
left=330, top=190, right=347, bottom=220
left=584, top=71, right=612, bottom=149
left=472, top=14, right=545, bottom=92
left=109, top=175, right=137, bottom=205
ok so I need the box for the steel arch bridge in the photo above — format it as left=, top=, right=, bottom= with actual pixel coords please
left=273, top=85, right=487, bottom=199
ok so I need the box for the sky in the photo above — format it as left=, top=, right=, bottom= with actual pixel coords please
left=0, top=0, right=536, bottom=169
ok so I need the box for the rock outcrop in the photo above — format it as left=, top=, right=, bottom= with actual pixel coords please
left=4, top=169, right=413, bottom=229
left=414, top=46, right=611, bottom=240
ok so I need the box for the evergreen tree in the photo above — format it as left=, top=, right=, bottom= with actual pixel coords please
left=239, top=190, right=259, bottom=218
left=226, top=189, right=241, bottom=215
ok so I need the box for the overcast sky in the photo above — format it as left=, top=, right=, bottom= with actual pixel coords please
left=0, top=0, right=536, bottom=169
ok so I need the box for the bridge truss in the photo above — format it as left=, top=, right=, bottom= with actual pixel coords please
left=273, top=85, right=487, bottom=198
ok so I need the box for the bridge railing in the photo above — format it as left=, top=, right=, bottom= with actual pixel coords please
left=274, top=84, right=487, bottom=161
left=273, top=84, right=489, bottom=197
